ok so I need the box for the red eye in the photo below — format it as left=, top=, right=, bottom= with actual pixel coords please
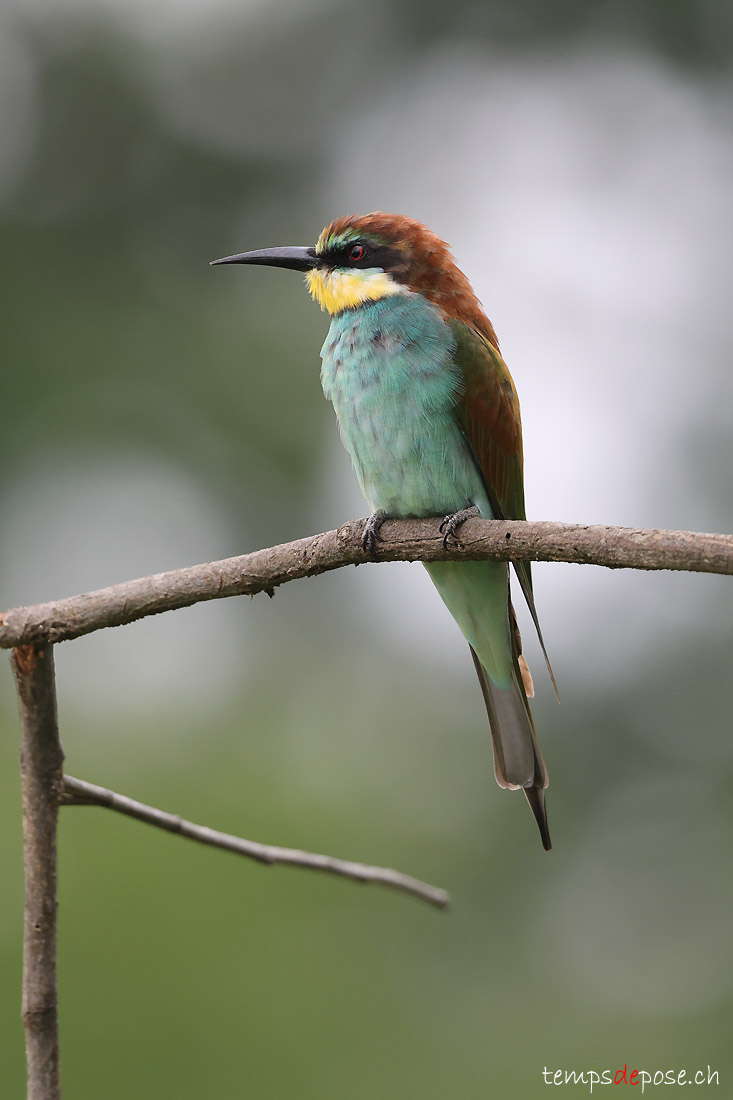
left=349, top=244, right=365, bottom=261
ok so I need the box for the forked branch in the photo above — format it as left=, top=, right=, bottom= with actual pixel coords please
left=6, top=515, right=733, bottom=1100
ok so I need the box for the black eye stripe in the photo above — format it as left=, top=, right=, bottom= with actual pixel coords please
left=327, top=241, right=370, bottom=265
left=322, top=241, right=405, bottom=274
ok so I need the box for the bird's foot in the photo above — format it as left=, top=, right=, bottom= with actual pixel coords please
left=362, top=510, right=388, bottom=556
left=439, top=505, right=480, bottom=549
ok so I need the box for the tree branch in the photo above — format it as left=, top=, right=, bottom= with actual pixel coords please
left=61, top=775, right=449, bottom=909
left=12, top=644, right=63, bottom=1100
left=1, top=518, right=731, bottom=650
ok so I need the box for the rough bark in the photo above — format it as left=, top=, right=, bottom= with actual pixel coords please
left=12, top=644, right=64, bottom=1100
left=1, top=518, right=731, bottom=650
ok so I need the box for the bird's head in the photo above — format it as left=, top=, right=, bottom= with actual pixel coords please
left=212, top=212, right=497, bottom=345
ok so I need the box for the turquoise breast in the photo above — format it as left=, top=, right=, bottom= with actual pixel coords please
left=320, top=292, right=491, bottom=518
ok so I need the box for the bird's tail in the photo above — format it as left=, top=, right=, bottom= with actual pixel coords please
left=423, top=560, right=550, bottom=849
left=469, top=642, right=551, bottom=851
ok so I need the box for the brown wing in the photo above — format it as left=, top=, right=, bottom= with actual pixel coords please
left=450, top=320, right=558, bottom=697
left=450, top=319, right=526, bottom=522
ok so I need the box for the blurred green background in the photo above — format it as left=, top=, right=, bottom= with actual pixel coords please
left=1, top=0, right=732, bottom=1096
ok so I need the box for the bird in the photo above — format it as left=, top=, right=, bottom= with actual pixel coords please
left=212, top=212, right=555, bottom=850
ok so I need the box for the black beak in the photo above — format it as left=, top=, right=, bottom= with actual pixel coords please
left=210, top=245, right=318, bottom=272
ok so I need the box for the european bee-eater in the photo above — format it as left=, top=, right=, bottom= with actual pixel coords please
left=212, top=212, right=555, bottom=850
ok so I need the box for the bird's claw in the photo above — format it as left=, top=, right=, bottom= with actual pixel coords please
left=439, top=505, right=480, bottom=550
left=362, top=510, right=388, bottom=556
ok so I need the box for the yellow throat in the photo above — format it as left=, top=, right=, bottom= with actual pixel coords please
left=306, top=267, right=403, bottom=314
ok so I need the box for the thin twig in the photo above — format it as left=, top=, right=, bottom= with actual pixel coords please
left=1, top=518, right=731, bottom=650
left=12, top=644, right=63, bottom=1100
left=61, top=775, right=450, bottom=910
